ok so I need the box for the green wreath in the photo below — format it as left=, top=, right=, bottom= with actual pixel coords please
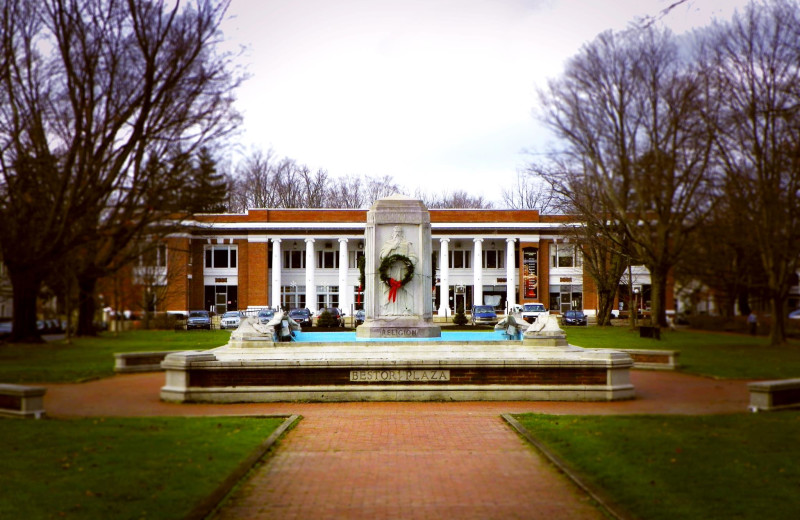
left=378, top=254, right=415, bottom=287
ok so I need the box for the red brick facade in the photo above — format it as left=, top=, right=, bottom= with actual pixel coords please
left=100, top=208, right=674, bottom=318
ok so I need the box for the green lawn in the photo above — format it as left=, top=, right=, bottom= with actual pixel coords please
left=3, top=326, right=800, bottom=382
left=0, top=416, right=286, bottom=520
left=564, top=326, right=800, bottom=379
left=513, top=413, right=800, bottom=520
left=0, top=330, right=231, bottom=383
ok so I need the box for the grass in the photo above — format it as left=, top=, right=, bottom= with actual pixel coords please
left=0, top=416, right=286, bottom=520
left=0, top=329, right=231, bottom=383
left=3, top=326, right=800, bottom=382
left=513, top=413, right=800, bottom=520
left=564, top=326, right=800, bottom=379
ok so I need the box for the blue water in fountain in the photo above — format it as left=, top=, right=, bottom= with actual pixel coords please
left=291, top=330, right=521, bottom=342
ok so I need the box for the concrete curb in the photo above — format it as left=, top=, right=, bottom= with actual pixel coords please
left=501, top=413, right=632, bottom=520
left=184, top=414, right=301, bottom=520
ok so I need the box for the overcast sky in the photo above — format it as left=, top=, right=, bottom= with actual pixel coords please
left=220, top=0, right=750, bottom=205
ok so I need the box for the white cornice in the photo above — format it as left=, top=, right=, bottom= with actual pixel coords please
left=187, top=221, right=579, bottom=231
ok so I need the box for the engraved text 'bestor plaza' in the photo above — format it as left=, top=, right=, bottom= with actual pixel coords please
left=350, top=370, right=451, bottom=382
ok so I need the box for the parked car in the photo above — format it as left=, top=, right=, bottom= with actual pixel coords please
left=471, top=305, right=498, bottom=326
left=318, top=307, right=344, bottom=327
left=257, top=309, right=276, bottom=325
left=789, top=309, right=800, bottom=320
left=354, top=309, right=366, bottom=325
left=37, top=320, right=61, bottom=334
left=288, top=308, right=313, bottom=328
left=562, top=310, right=588, bottom=326
left=186, top=310, right=212, bottom=330
left=0, top=320, right=12, bottom=339
left=220, top=311, right=242, bottom=329
left=521, top=303, right=549, bottom=323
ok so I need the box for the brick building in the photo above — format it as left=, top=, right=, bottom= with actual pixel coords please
left=106, top=207, right=671, bottom=318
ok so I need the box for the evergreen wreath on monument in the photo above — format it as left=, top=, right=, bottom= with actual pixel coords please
left=378, top=254, right=414, bottom=303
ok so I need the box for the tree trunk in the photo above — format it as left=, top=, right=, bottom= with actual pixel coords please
left=768, top=296, right=787, bottom=346
left=76, top=276, right=98, bottom=336
left=596, top=288, right=616, bottom=326
left=8, top=268, right=44, bottom=343
left=649, top=267, right=669, bottom=329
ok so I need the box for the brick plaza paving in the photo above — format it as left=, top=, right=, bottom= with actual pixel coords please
left=42, top=371, right=750, bottom=519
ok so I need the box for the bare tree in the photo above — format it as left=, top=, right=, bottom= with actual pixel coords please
left=535, top=161, right=630, bottom=326
left=676, top=177, right=768, bottom=319
left=327, top=175, right=370, bottom=209
left=364, top=175, right=404, bottom=206
left=700, top=0, right=800, bottom=345
left=131, top=241, right=188, bottom=329
left=419, top=189, right=494, bottom=209
left=297, top=166, right=329, bottom=208
left=0, top=0, right=240, bottom=341
left=539, top=26, right=717, bottom=328
left=229, top=149, right=288, bottom=211
left=501, top=170, right=558, bottom=212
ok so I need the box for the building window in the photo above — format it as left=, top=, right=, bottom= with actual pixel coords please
left=316, top=285, right=339, bottom=309
left=551, top=243, right=581, bottom=268
left=448, top=250, right=471, bottom=269
left=205, top=245, right=237, bottom=269
left=140, top=244, right=167, bottom=267
left=348, top=250, right=365, bottom=269
left=482, top=249, right=504, bottom=269
left=549, top=284, right=583, bottom=312
left=204, top=285, right=238, bottom=314
left=281, top=285, right=306, bottom=310
left=317, top=250, right=339, bottom=269
left=283, top=250, right=305, bottom=269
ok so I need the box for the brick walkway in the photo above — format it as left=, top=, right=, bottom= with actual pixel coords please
left=42, top=371, right=750, bottom=520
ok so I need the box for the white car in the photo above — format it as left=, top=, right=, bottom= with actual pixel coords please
left=220, top=311, right=242, bottom=329
left=521, top=303, right=549, bottom=324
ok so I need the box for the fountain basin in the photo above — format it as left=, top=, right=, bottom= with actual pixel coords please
left=160, top=334, right=635, bottom=403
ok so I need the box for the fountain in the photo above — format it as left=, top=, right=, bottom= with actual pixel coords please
left=161, top=196, right=634, bottom=403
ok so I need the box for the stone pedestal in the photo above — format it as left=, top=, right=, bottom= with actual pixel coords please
left=356, top=195, right=440, bottom=338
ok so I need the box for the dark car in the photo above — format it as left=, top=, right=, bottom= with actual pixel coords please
left=354, top=309, right=365, bottom=325
left=0, top=320, right=12, bottom=339
left=562, top=310, right=587, bottom=326
left=288, top=308, right=313, bottom=328
left=257, top=309, right=276, bottom=325
left=471, top=305, right=498, bottom=326
left=319, top=307, right=344, bottom=327
left=187, top=310, right=212, bottom=330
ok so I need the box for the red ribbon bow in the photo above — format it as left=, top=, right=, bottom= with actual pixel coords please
left=387, top=278, right=403, bottom=302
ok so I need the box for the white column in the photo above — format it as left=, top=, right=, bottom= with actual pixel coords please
left=338, top=238, right=349, bottom=316
left=473, top=238, right=483, bottom=307
left=305, top=238, right=317, bottom=313
left=271, top=238, right=282, bottom=309
left=437, top=238, right=450, bottom=317
left=506, top=238, right=516, bottom=311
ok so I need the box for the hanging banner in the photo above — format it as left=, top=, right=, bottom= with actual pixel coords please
left=523, top=247, right=538, bottom=299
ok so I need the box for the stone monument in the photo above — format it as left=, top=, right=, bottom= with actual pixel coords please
left=160, top=195, right=635, bottom=403
left=356, top=195, right=441, bottom=338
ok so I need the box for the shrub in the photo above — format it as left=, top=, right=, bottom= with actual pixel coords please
left=144, top=312, right=182, bottom=330
left=453, top=305, right=468, bottom=326
left=317, top=310, right=338, bottom=328
left=686, top=315, right=749, bottom=334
